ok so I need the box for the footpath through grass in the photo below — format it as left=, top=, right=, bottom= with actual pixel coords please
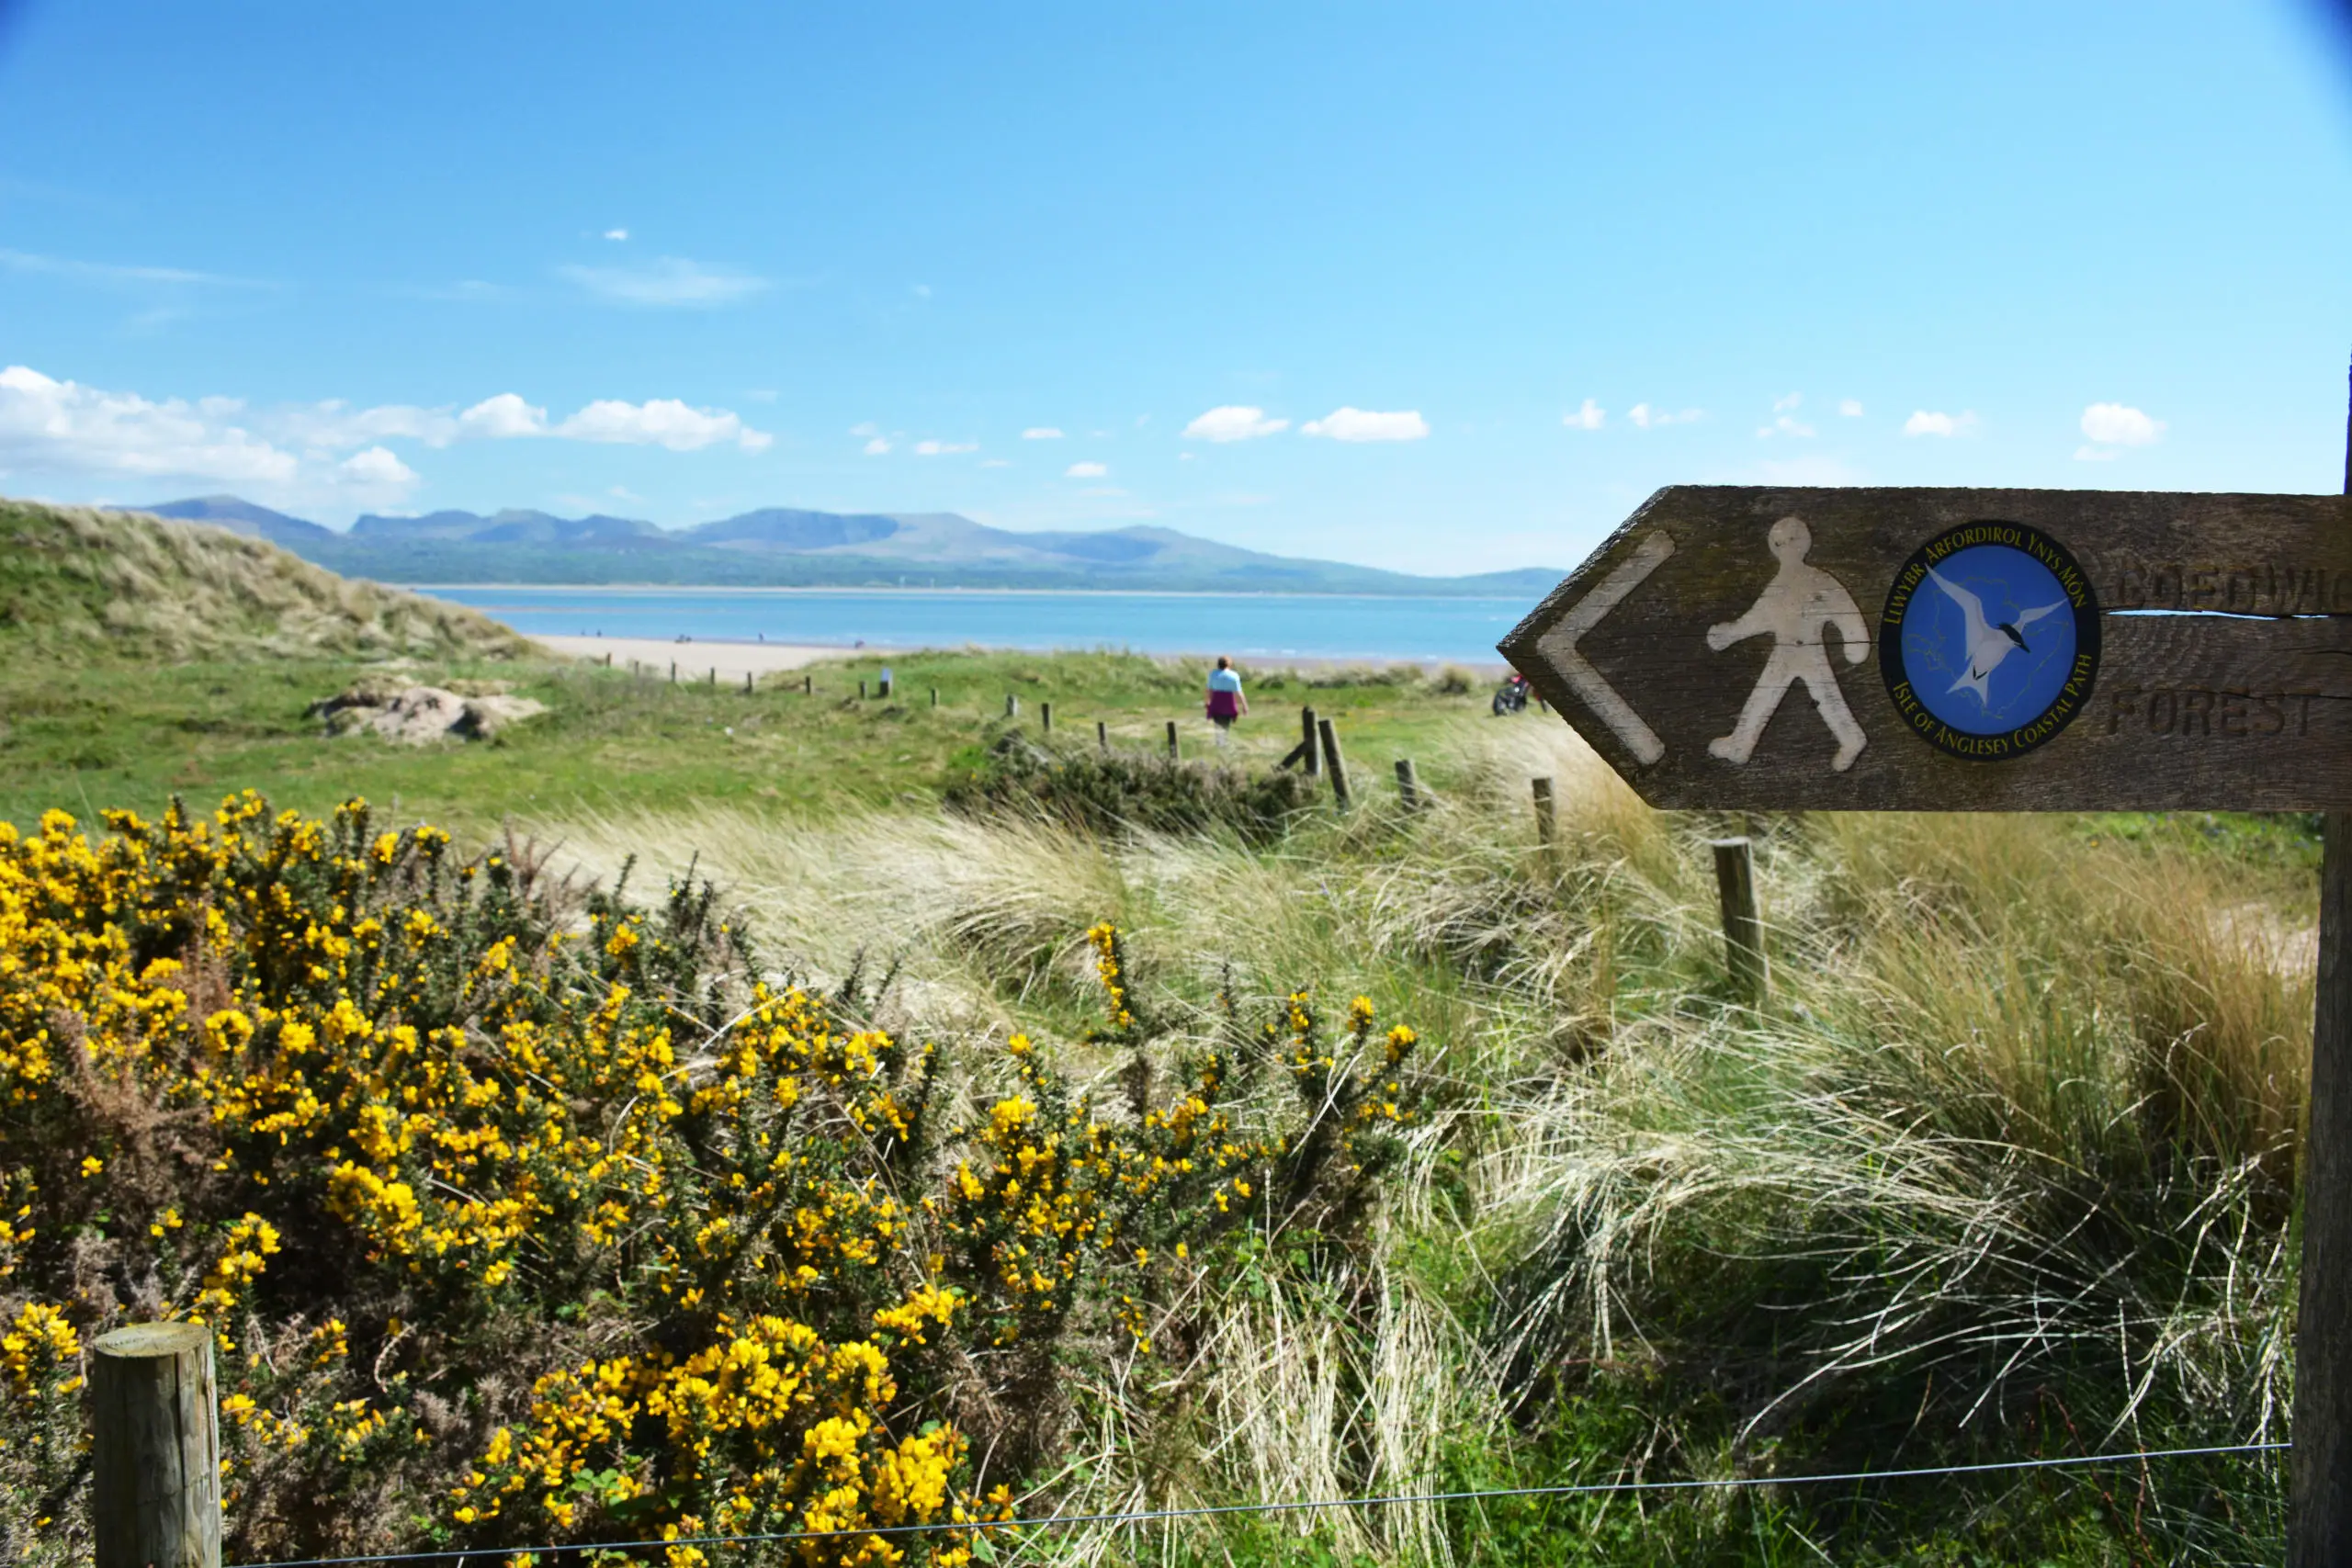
left=0, top=648, right=1486, bottom=832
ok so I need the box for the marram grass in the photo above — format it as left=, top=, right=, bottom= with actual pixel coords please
left=0, top=713, right=2317, bottom=1565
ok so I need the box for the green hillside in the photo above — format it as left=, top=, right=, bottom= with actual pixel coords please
left=0, top=499, right=537, bottom=660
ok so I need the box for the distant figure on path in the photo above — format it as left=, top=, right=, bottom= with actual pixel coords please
left=1704, top=515, right=1869, bottom=773
left=1205, top=656, right=1249, bottom=746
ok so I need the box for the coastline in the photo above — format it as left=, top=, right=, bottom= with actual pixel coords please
left=534, top=634, right=1509, bottom=678
left=419, top=582, right=1533, bottom=602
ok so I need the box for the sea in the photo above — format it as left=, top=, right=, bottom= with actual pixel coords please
left=423, top=586, right=1533, bottom=666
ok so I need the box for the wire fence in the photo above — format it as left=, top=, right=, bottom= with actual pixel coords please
left=228, top=1439, right=2291, bottom=1568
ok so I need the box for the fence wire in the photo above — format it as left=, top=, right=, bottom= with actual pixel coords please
left=226, top=1438, right=2290, bottom=1568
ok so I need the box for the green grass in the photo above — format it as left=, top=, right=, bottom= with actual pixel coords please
left=0, top=618, right=2319, bottom=1564
left=0, top=648, right=1495, bottom=832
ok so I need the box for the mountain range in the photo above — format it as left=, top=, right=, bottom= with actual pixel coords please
left=124, top=496, right=1558, bottom=597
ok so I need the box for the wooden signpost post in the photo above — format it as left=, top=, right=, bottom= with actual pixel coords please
left=1501, top=466, right=2352, bottom=1564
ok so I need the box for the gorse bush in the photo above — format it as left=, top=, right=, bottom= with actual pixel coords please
left=943, top=733, right=1318, bottom=842
left=0, top=795, right=1424, bottom=1565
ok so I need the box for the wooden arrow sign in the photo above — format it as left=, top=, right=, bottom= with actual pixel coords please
left=1498, top=485, right=2352, bottom=810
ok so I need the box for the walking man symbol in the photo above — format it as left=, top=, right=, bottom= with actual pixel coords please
left=1705, top=516, right=1870, bottom=773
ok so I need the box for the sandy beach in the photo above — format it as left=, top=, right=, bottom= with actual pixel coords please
left=535, top=636, right=888, bottom=680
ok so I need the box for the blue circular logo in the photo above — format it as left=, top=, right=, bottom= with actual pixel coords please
left=1879, top=523, right=2099, bottom=760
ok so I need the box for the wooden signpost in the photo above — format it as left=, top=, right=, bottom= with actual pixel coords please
left=1502, top=462, right=2352, bottom=1564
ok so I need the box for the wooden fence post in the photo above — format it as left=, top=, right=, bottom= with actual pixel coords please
left=743, top=671, right=752, bottom=694
left=2289, top=360, right=2352, bottom=1565
left=708, top=668, right=717, bottom=687
left=803, top=674, right=812, bottom=695
left=604, top=651, right=613, bottom=667
left=930, top=687, right=939, bottom=708
left=859, top=679, right=867, bottom=700
left=1041, top=701, right=1053, bottom=735
left=1711, top=838, right=1767, bottom=999
left=1394, top=758, right=1421, bottom=810
left=1531, top=776, right=1556, bottom=847
left=1096, top=719, right=1109, bottom=752
left=1165, top=719, right=1180, bottom=761
left=1317, top=717, right=1350, bottom=806
left=92, top=1323, right=220, bottom=1568
left=1006, top=694, right=1018, bottom=719
left=1299, top=705, right=1320, bottom=776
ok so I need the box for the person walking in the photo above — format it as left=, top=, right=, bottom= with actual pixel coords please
left=1205, top=656, right=1249, bottom=746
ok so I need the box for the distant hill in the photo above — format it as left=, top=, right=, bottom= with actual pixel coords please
left=123, top=497, right=1560, bottom=597
left=4, top=498, right=536, bottom=660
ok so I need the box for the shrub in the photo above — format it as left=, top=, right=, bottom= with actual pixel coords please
left=0, top=796, right=1421, bottom=1565
left=943, top=734, right=1318, bottom=843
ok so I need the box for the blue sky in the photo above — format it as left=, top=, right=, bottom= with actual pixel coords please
left=2, top=1, right=2348, bottom=575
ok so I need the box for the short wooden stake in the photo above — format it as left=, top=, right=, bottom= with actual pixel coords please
left=1299, top=705, right=1320, bottom=776
left=92, top=1322, right=220, bottom=1568
left=930, top=686, right=939, bottom=708
left=859, top=679, right=868, bottom=700
left=708, top=668, right=717, bottom=686
left=1317, top=717, right=1350, bottom=806
left=1166, top=719, right=1180, bottom=761
left=743, top=671, right=752, bottom=694
left=1041, top=701, right=1053, bottom=735
left=669, top=661, right=677, bottom=684
left=1006, top=694, right=1018, bottom=719
left=803, top=674, right=812, bottom=695
left=1532, top=776, right=1556, bottom=846
left=1096, top=719, right=1109, bottom=752
left=1394, top=757, right=1421, bottom=810
left=1711, top=837, right=1766, bottom=999
left=604, top=651, right=613, bottom=667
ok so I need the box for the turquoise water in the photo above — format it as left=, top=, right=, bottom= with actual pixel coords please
left=424, top=586, right=1533, bottom=664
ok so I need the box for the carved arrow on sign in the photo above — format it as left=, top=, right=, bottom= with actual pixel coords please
left=1500, top=484, right=2352, bottom=812
left=1534, top=530, right=1675, bottom=765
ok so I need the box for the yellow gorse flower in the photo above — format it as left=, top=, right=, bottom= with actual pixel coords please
left=0, top=807, right=1419, bottom=1566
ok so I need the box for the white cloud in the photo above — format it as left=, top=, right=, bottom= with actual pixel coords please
left=1838, top=399, right=1863, bottom=418
left=1022, top=426, right=1064, bottom=440
left=558, top=256, right=768, bottom=308
left=2080, top=402, right=2164, bottom=447
left=1903, top=410, right=1978, bottom=438
left=913, top=439, right=978, bottom=456
left=0, top=364, right=299, bottom=484
left=1066, top=460, right=1108, bottom=478
left=458, top=393, right=548, bottom=439
left=1299, top=407, right=1429, bottom=443
left=1773, top=391, right=1804, bottom=412
left=1757, top=414, right=1815, bottom=438
left=0, top=248, right=266, bottom=290
left=980, top=457, right=1011, bottom=468
left=335, top=446, right=418, bottom=495
left=1629, top=403, right=1702, bottom=428
left=849, top=422, right=880, bottom=436
left=863, top=437, right=891, bottom=456
left=912, top=283, right=932, bottom=299
left=603, top=228, right=629, bottom=242
left=1562, top=400, right=1604, bottom=431
left=270, top=400, right=461, bottom=448
left=1182, top=405, right=1289, bottom=443
left=552, top=398, right=771, bottom=452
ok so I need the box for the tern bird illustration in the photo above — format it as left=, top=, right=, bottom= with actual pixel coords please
left=1927, top=567, right=2065, bottom=705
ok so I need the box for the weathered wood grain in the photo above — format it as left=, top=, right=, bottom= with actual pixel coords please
left=1711, top=837, right=1766, bottom=999
left=92, top=1322, right=220, bottom=1568
left=1499, top=485, right=2352, bottom=810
